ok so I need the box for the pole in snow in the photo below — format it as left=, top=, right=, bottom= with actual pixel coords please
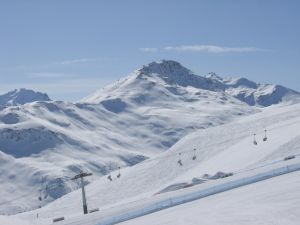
left=71, top=171, right=93, bottom=214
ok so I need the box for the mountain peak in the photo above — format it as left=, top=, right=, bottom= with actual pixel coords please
left=0, top=88, right=51, bottom=108
left=224, top=77, right=258, bottom=89
left=205, top=72, right=223, bottom=81
left=138, top=60, right=192, bottom=78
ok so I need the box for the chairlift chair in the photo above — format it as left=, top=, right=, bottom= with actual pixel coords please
left=38, top=189, right=42, bottom=201
left=38, top=188, right=48, bottom=200
left=192, top=148, right=197, bottom=160
left=117, top=166, right=121, bottom=178
left=43, top=185, right=49, bottom=199
left=107, top=162, right=113, bottom=181
left=38, top=190, right=42, bottom=201
left=253, top=134, right=258, bottom=145
left=263, top=129, right=268, bottom=142
left=178, top=153, right=183, bottom=166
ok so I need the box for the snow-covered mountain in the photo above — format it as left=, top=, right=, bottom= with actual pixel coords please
left=83, top=60, right=300, bottom=107
left=222, top=76, right=299, bottom=106
left=0, top=60, right=299, bottom=215
left=0, top=88, right=51, bottom=108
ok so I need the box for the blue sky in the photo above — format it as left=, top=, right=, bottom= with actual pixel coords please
left=0, top=0, right=299, bottom=101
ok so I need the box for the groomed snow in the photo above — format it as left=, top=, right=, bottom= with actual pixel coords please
left=0, top=215, right=34, bottom=225
left=119, top=171, right=300, bottom=225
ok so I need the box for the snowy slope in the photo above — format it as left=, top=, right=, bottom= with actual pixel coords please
left=0, top=97, right=252, bottom=214
left=0, top=88, right=50, bottom=108
left=1, top=60, right=299, bottom=216
left=13, top=102, right=300, bottom=225
left=0, top=62, right=257, bottom=214
left=119, top=171, right=300, bottom=225
left=0, top=215, right=34, bottom=225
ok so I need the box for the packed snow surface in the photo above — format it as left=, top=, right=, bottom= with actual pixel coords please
left=0, top=215, right=34, bottom=225
left=119, top=171, right=300, bottom=225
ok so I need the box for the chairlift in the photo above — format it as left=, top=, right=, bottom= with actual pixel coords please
left=38, top=187, right=48, bottom=201
left=107, top=162, right=113, bottom=181
left=263, top=129, right=268, bottom=142
left=38, top=190, right=42, bottom=201
left=117, top=166, right=121, bottom=178
left=192, top=148, right=196, bottom=160
left=43, top=186, right=48, bottom=199
left=253, top=134, right=258, bottom=145
left=177, top=153, right=183, bottom=166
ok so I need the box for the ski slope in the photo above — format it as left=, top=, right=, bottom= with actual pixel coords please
left=119, top=170, right=300, bottom=225
left=0, top=215, right=34, bottom=225
left=13, top=102, right=300, bottom=225
left=29, top=160, right=300, bottom=225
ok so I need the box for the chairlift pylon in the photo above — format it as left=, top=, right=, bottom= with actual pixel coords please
left=263, top=129, right=268, bottom=142
left=253, top=134, right=258, bottom=145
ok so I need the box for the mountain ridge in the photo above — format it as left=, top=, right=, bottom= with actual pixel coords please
left=0, top=88, right=51, bottom=108
left=82, top=60, right=300, bottom=107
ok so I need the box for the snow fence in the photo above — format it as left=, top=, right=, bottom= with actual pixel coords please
left=96, top=162, right=300, bottom=225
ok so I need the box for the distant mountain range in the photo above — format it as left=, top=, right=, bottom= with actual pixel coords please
left=0, top=60, right=299, bottom=214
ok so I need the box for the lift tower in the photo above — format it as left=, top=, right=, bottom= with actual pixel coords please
left=71, top=171, right=93, bottom=214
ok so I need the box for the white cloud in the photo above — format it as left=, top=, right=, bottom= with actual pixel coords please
left=164, top=45, right=266, bottom=53
left=139, top=48, right=158, bottom=53
left=59, top=58, right=99, bottom=65
left=0, top=57, right=110, bottom=71
left=25, top=72, right=76, bottom=79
